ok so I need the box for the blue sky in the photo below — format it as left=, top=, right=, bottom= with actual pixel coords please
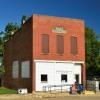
left=0, top=0, right=100, bottom=36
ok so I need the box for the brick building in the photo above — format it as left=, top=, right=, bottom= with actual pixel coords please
left=4, top=14, right=86, bottom=92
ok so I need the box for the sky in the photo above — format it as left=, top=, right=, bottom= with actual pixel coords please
left=0, top=0, right=100, bottom=36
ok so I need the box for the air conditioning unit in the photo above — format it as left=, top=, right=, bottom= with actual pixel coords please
left=18, top=88, right=28, bottom=94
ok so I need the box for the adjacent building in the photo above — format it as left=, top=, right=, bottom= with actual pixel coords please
left=4, top=14, right=86, bottom=92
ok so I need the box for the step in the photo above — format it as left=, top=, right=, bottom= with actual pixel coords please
left=84, top=91, right=95, bottom=95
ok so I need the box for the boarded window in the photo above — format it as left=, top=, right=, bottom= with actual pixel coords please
left=57, top=35, right=64, bottom=54
left=71, top=36, right=78, bottom=55
left=21, top=61, right=30, bottom=78
left=42, top=34, right=49, bottom=54
left=12, top=61, right=19, bottom=78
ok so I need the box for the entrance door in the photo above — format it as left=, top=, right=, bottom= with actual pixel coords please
left=75, top=74, right=79, bottom=84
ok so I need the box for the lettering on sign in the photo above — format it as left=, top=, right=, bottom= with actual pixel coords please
left=52, top=27, right=67, bottom=33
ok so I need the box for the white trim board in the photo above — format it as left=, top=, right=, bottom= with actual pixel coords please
left=34, top=60, right=84, bottom=64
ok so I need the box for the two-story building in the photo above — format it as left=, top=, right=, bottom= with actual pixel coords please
left=4, top=14, right=86, bottom=92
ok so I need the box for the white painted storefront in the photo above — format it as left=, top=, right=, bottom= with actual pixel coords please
left=35, top=60, right=83, bottom=91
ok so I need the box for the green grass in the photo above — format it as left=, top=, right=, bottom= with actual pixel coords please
left=0, top=87, right=17, bottom=94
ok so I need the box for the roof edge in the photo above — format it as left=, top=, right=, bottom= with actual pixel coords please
left=32, top=14, right=84, bottom=22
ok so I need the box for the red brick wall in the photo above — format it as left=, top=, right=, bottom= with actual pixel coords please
left=4, top=18, right=33, bottom=92
left=32, top=15, right=85, bottom=62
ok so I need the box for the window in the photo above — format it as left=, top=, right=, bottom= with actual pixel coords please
left=71, top=36, right=78, bottom=55
left=41, top=34, right=49, bottom=54
left=12, top=61, right=19, bottom=78
left=56, top=35, right=64, bottom=54
left=21, top=61, right=30, bottom=78
left=61, top=74, right=67, bottom=82
left=41, top=74, right=48, bottom=82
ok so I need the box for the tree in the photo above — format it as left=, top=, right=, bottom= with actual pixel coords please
left=4, top=23, right=19, bottom=41
left=0, top=32, right=4, bottom=74
left=0, top=22, right=19, bottom=56
left=85, top=27, right=100, bottom=77
left=0, top=32, right=4, bottom=56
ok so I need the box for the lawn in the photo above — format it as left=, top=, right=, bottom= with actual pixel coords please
left=0, top=87, right=17, bottom=94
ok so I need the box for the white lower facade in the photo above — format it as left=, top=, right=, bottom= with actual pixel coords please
left=35, top=60, right=84, bottom=91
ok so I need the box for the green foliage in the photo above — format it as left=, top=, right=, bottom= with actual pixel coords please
left=0, top=35, right=4, bottom=55
left=85, top=27, right=100, bottom=77
left=5, top=23, right=19, bottom=33
left=0, top=33, right=4, bottom=73
left=4, top=22, right=19, bottom=41
left=21, top=15, right=27, bottom=25
left=0, top=65, right=5, bottom=73
left=22, top=15, right=27, bottom=21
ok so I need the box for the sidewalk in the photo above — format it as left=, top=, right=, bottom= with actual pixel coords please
left=0, top=91, right=100, bottom=99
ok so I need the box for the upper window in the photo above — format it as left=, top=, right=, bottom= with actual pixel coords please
left=21, top=61, right=30, bottom=78
left=56, top=35, right=64, bottom=54
left=12, top=61, right=19, bottom=78
left=71, top=36, right=78, bottom=55
left=61, top=74, right=67, bottom=82
left=41, top=34, right=49, bottom=54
